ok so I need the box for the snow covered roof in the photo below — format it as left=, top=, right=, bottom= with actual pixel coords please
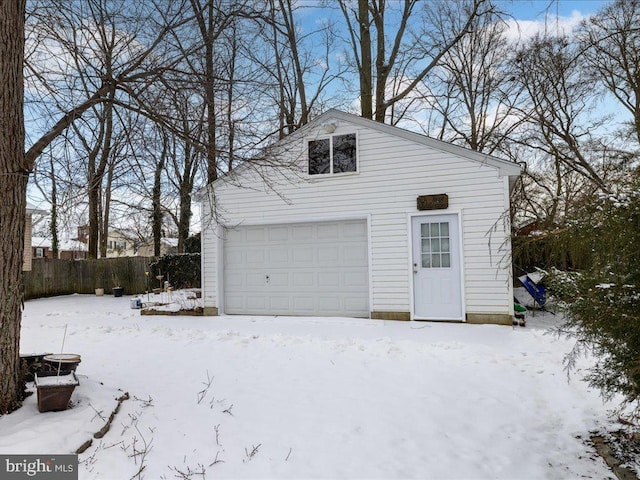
left=32, top=236, right=88, bottom=252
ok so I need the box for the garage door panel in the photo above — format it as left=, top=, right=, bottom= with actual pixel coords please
left=317, top=224, right=340, bottom=239
left=292, top=225, right=314, bottom=240
left=246, top=273, right=265, bottom=287
left=343, top=221, right=367, bottom=237
left=318, top=272, right=341, bottom=287
left=246, top=296, right=266, bottom=310
left=224, top=220, right=369, bottom=317
left=293, top=296, right=316, bottom=312
left=345, top=297, right=368, bottom=312
left=269, top=296, right=290, bottom=310
left=225, top=228, right=244, bottom=243
left=269, top=227, right=289, bottom=242
left=342, top=246, right=368, bottom=265
left=318, top=246, right=340, bottom=263
left=245, top=227, right=266, bottom=242
left=269, top=248, right=288, bottom=263
left=246, top=249, right=265, bottom=264
left=292, top=247, right=314, bottom=264
left=225, top=295, right=245, bottom=310
left=293, top=272, right=314, bottom=286
left=269, top=273, right=289, bottom=287
left=345, top=271, right=368, bottom=287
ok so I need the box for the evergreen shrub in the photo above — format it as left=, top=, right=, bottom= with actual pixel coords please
left=150, top=253, right=201, bottom=289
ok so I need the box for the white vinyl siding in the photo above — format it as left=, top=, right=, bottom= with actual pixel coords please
left=202, top=117, right=514, bottom=318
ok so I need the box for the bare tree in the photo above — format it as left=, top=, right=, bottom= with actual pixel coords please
left=247, top=0, right=342, bottom=140
left=512, top=34, right=612, bottom=203
left=163, top=89, right=205, bottom=253
left=426, top=10, right=522, bottom=155
left=25, top=0, right=191, bottom=257
left=579, top=0, right=640, bottom=145
left=337, top=0, right=497, bottom=123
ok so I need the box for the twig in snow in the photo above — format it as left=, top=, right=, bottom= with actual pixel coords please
left=133, top=395, right=154, bottom=408
left=209, top=451, right=224, bottom=466
left=243, top=444, right=261, bottom=462
left=128, top=425, right=153, bottom=480
left=222, top=404, right=234, bottom=416
left=285, top=447, right=292, bottom=461
left=214, top=424, right=221, bottom=446
left=89, top=403, right=106, bottom=422
left=197, top=370, right=214, bottom=404
left=168, top=464, right=207, bottom=479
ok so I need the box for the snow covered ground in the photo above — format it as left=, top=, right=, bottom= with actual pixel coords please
left=0, top=294, right=625, bottom=479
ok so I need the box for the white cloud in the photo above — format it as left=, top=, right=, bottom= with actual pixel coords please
left=504, top=10, right=587, bottom=43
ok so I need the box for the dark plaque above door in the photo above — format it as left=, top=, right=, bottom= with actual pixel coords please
left=417, top=194, right=448, bottom=211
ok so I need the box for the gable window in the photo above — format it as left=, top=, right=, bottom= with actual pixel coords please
left=308, top=133, right=357, bottom=175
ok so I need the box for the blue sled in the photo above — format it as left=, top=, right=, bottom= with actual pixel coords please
left=518, top=274, right=546, bottom=309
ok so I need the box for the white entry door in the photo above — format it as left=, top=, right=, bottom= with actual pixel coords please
left=412, top=214, right=463, bottom=320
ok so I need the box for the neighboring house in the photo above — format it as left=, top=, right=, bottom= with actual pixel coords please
left=105, top=229, right=136, bottom=257
left=136, top=237, right=179, bottom=257
left=32, top=236, right=89, bottom=260
left=200, top=110, right=521, bottom=324
left=31, top=236, right=53, bottom=259
left=23, top=205, right=44, bottom=271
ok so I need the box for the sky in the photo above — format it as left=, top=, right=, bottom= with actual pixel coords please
left=506, top=0, right=609, bottom=19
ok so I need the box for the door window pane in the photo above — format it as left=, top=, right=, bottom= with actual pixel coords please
left=421, top=238, right=431, bottom=253
left=419, top=221, right=452, bottom=269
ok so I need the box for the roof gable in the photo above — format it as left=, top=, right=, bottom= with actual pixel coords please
left=292, top=109, right=521, bottom=178
left=206, top=109, right=522, bottom=194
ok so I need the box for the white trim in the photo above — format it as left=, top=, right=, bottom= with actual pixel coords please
left=305, top=131, right=359, bottom=177
left=216, top=224, right=224, bottom=314
left=222, top=213, right=371, bottom=228
left=503, top=176, right=515, bottom=316
left=408, top=210, right=466, bottom=321
left=366, top=214, right=373, bottom=319
left=200, top=203, right=207, bottom=305
left=457, top=210, right=467, bottom=322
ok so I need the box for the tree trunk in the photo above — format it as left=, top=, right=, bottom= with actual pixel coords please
left=177, top=190, right=192, bottom=254
left=152, top=136, right=167, bottom=257
left=0, top=0, right=27, bottom=414
left=49, top=155, right=59, bottom=259
left=204, top=0, right=217, bottom=185
left=100, top=160, right=115, bottom=258
left=358, top=0, right=373, bottom=119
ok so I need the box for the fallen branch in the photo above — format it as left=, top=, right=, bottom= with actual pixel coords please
left=76, top=392, right=130, bottom=454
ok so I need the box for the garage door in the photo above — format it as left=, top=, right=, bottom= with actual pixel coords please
left=224, top=220, right=369, bottom=317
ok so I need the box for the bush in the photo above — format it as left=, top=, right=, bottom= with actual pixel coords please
left=547, top=168, right=640, bottom=412
left=184, top=233, right=201, bottom=253
left=149, top=253, right=201, bottom=289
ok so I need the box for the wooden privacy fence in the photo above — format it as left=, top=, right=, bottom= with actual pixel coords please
left=23, top=257, right=157, bottom=300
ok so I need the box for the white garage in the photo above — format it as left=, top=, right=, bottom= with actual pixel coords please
left=223, top=220, right=369, bottom=317
left=201, top=109, right=521, bottom=323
